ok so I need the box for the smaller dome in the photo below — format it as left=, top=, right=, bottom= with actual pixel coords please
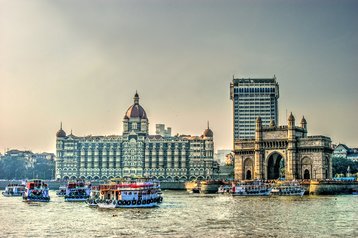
left=203, top=128, right=213, bottom=137
left=203, top=121, right=213, bottom=137
left=56, top=122, right=66, bottom=137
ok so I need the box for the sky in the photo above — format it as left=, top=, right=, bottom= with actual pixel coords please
left=0, top=0, right=357, bottom=153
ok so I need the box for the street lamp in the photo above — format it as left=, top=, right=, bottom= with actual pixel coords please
left=314, top=169, right=317, bottom=180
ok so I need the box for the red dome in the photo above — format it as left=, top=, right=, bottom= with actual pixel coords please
left=124, top=92, right=147, bottom=119
left=125, top=104, right=147, bottom=119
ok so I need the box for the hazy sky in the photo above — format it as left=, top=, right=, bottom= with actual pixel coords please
left=1, top=0, right=357, bottom=153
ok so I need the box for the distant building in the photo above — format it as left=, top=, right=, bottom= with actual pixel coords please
left=230, top=77, right=279, bottom=140
left=233, top=113, right=333, bottom=180
left=214, top=149, right=232, bottom=165
left=1, top=150, right=55, bottom=168
left=332, top=144, right=358, bottom=162
left=55, top=93, right=215, bottom=181
left=155, top=124, right=172, bottom=137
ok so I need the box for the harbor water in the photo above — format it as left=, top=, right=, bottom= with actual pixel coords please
left=0, top=190, right=357, bottom=237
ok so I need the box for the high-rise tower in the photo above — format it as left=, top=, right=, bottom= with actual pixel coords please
left=230, top=76, right=279, bottom=141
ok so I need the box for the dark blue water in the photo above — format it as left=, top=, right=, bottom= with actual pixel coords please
left=0, top=191, right=357, bottom=237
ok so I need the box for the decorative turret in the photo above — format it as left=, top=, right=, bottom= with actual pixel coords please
left=255, top=116, right=262, bottom=141
left=288, top=112, right=295, bottom=140
left=301, top=116, right=307, bottom=137
left=134, top=91, right=139, bottom=104
left=288, top=112, right=295, bottom=128
left=56, top=122, right=66, bottom=138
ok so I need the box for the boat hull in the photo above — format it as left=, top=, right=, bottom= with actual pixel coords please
left=232, top=192, right=271, bottom=196
left=2, top=192, right=23, bottom=197
left=22, top=197, right=50, bottom=202
left=97, top=200, right=160, bottom=209
left=65, top=197, right=89, bottom=202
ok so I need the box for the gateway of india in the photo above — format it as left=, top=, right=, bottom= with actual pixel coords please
left=55, top=93, right=214, bottom=180
left=234, top=114, right=333, bottom=181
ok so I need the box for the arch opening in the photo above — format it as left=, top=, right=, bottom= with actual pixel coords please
left=267, top=153, right=285, bottom=180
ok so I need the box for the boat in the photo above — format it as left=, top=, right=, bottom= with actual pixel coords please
left=271, top=182, right=306, bottom=196
left=231, top=181, right=272, bottom=196
left=352, top=189, right=358, bottom=195
left=64, top=180, right=91, bottom=202
left=22, top=180, right=50, bottom=202
left=86, top=186, right=100, bottom=207
left=185, top=181, right=201, bottom=193
left=95, top=178, right=163, bottom=209
left=217, top=185, right=232, bottom=194
left=200, top=180, right=225, bottom=194
left=56, top=185, right=66, bottom=197
left=2, top=183, right=25, bottom=197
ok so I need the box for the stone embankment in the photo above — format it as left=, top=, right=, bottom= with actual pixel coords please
left=0, top=180, right=185, bottom=190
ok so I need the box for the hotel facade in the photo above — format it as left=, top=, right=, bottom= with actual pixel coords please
left=55, top=93, right=214, bottom=181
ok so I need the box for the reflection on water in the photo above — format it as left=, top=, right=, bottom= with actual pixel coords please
left=0, top=191, right=357, bottom=237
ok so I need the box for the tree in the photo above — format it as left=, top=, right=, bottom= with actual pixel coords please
left=332, top=157, right=358, bottom=177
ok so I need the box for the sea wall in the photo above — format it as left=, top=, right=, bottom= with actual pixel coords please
left=309, top=181, right=358, bottom=195
left=0, top=180, right=185, bottom=190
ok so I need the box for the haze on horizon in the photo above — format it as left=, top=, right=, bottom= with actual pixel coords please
left=1, top=0, right=357, bottom=153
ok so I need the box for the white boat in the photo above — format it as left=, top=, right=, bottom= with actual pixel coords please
left=2, top=183, right=25, bottom=197
left=232, top=181, right=272, bottom=196
left=56, top=186, right=66, bottom=197
left=86, top=186, right=100, bottom=207
left=22, top=180, right=50, bottom=202
left=64, top=180, right=91, bottom=202
left=95, top=178, right=163, bottom=209
left=217, top=185, right=231, bottom=194
left=271, top=182, right=306, bottom=196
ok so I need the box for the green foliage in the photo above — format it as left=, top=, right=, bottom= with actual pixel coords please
left=332, top=157, right=358, bottom=176
left=0, top=156, right=55, bottom=180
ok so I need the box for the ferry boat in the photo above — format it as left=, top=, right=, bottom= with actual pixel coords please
left=352, top=188, right=358, bottom=195
left=86, top=186, right=100, bottom=207
left=56, top=185, right=66, bottom=197
left=185, top=181, right=201, bottom=193
left=64, top=180, right=91, bottom=202
left=95, top=178, right=163, bottom=209
left=200, top=180, right=225, bottom=194
left=2, top=183, right=25, bottom=197
left=231, top=181, right=272, bottom=196
left=22, top=180, right=50, bottom=202
left=217, top=185, right=232, bottom=194
left=271, top=182, right=306, bottom=196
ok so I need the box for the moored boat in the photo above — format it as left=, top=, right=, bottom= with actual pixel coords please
left=185, top=181, right=201, bottom=193
left=56, top=185, right=66, bottom=197
left=218, top=185, right=232, bottom=194
left=232, top=181, right=272, bottom=196
left=22, top=180, right=50, bottom=202
left=95, top=178, right=163, bottom=209
left=200, top=180, right=225, bottom=194
left=271, top=182, right=306, bottom=196
left=64, top=180, right=91, bottom=202
left=2, top=183, right=25, bottom=197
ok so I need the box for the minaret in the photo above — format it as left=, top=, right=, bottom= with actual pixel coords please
left=301, top=116, right=307, bottom=138
left=287, top=112, right=296, bottom=180
left=254, top=116, right=263, bottom=179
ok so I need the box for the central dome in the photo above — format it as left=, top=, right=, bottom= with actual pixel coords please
left=124, top=92, right=147, bottom=119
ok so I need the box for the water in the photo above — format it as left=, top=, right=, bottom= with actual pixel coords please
left=0, top=191, right=357, bottom=237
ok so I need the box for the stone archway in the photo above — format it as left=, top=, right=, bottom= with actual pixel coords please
left=301, top=157, right=312, bottom=179
left=267, top=153, right=285, bottom=179
left=243, top=158, right=254, bottom=180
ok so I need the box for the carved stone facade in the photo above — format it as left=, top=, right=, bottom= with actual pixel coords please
left=55, top=93, right=214, bottom=181
left=234, top=113, right=333, bottom=180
